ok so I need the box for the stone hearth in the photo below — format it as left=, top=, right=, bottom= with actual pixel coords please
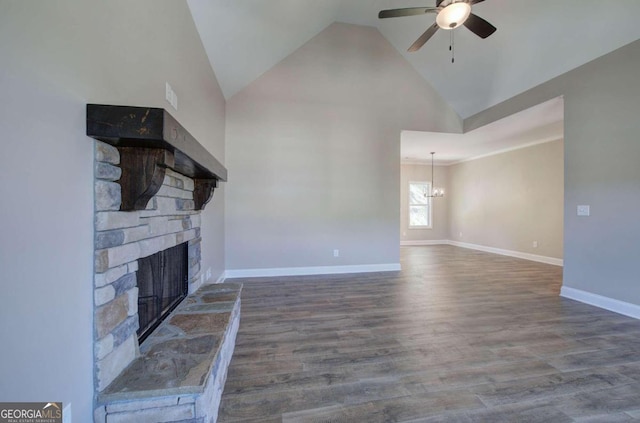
left=95, top=283, right=241, bottom=423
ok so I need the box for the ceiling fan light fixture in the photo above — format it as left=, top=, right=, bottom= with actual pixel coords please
left=436, top=2, right=471, bottom=30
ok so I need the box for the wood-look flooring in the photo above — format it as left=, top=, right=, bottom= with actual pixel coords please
left=219, top=246, right=640, bottom=422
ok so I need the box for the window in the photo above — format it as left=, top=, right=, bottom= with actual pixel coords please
left=409, top=182, right=432, bottom=228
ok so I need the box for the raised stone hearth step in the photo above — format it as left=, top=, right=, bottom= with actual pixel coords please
left=96, top=283, right=242, bottom=423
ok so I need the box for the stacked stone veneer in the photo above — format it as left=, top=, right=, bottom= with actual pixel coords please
left=93, top=140, right=206, bottom=393
left=95, top=283, right=242, bottom=423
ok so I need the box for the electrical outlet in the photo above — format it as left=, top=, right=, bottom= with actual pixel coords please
left=532, top=241, right=538, bottom=248
left=165, top=82, right=178, bottom=111
left=459, top=232, right=463, bottom=238
left=577, top=205, right=590, bottom=216
left=333, top=249, right=339, bottom=258
left=165, top=82, right=172, bottom=104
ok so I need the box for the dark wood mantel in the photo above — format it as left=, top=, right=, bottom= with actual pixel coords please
left=86, top=104, right=227, bottom=211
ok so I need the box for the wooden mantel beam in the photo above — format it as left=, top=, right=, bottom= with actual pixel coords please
left=86, top=104, right=227, bottom=211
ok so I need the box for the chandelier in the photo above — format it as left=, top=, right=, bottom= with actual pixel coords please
left=426, top=152, right=444, bottom=198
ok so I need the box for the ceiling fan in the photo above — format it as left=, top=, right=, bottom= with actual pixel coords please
left=378, top=0, right=496, bottom=52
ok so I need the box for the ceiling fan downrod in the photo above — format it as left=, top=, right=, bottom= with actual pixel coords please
left=450, top=30, right=455, bottom=63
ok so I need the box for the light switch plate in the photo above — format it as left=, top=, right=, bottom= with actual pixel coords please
left=63, top=403, right=71, bottom=423
left=577, top=205, right=590, bottom=216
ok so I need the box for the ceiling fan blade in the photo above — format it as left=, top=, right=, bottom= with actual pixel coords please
left=378, top=7, right=438, bottom=19
left=408, top=22, right=439, bottom=52
left=439, top=0, right=483, bottom=5
left=463, top=13, right=497, bottom=38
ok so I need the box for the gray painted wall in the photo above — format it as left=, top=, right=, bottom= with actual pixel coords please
left=225, top=23, right=461, bottom=271
left=465, top=40, right=640, bottom=306
left=448, top=140, right=564, bottom=259
left=0, top=1, right=225, bottom=420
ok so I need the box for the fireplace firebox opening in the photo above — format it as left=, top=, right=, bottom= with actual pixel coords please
left=136, top=242, right=188, bottom=343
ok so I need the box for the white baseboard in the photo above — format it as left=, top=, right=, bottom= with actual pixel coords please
left=561, top=286, right=640, bottom=320
left=225, top=263, right=401, bottom=279
left=401, top=240, right=448, bottom=246
left=445, top=240, right=563, bottom=266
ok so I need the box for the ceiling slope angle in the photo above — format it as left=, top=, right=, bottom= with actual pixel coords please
left=190, top=0, right=640, bottom=119
left=187, top=0, right=344, bottom=100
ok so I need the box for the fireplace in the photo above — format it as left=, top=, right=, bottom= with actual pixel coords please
left=87, top=105, right=228, bottom=393
left=89, top=105, right=238, bottom=423
left=136, top=242, right=188, bottom=343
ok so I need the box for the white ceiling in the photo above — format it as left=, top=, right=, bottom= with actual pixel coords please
left=401, top=96, right=564, bottom=165
left=188, top=0, right=640, bottom=119
left=187, top=1, right=638, bottom=163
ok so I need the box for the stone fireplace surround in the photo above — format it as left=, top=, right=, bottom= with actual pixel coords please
left=93, top=139, right=205, bottom=391
left=88, top=106, right=235, bottom=422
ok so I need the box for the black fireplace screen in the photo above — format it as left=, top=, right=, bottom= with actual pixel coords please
left=136, top=242, right=188, bottom=343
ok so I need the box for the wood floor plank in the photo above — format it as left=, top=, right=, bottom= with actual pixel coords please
left=554, top=383, right=640, bottom=418
left=461, top=402, right=573, bottom=423
left=475, top=368, right=634, bottom=407
left=218, top=245, right=640, bottom=422
left=280, top=390, right=484, bottom=423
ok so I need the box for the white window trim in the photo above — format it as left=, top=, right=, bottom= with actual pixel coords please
left=408, top=181, right=432, bottom=229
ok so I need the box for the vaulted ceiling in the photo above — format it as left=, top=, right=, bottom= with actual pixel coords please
left=188, top=0, right=640, bottom=120
left=188, top=0, right=640, bottom=164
